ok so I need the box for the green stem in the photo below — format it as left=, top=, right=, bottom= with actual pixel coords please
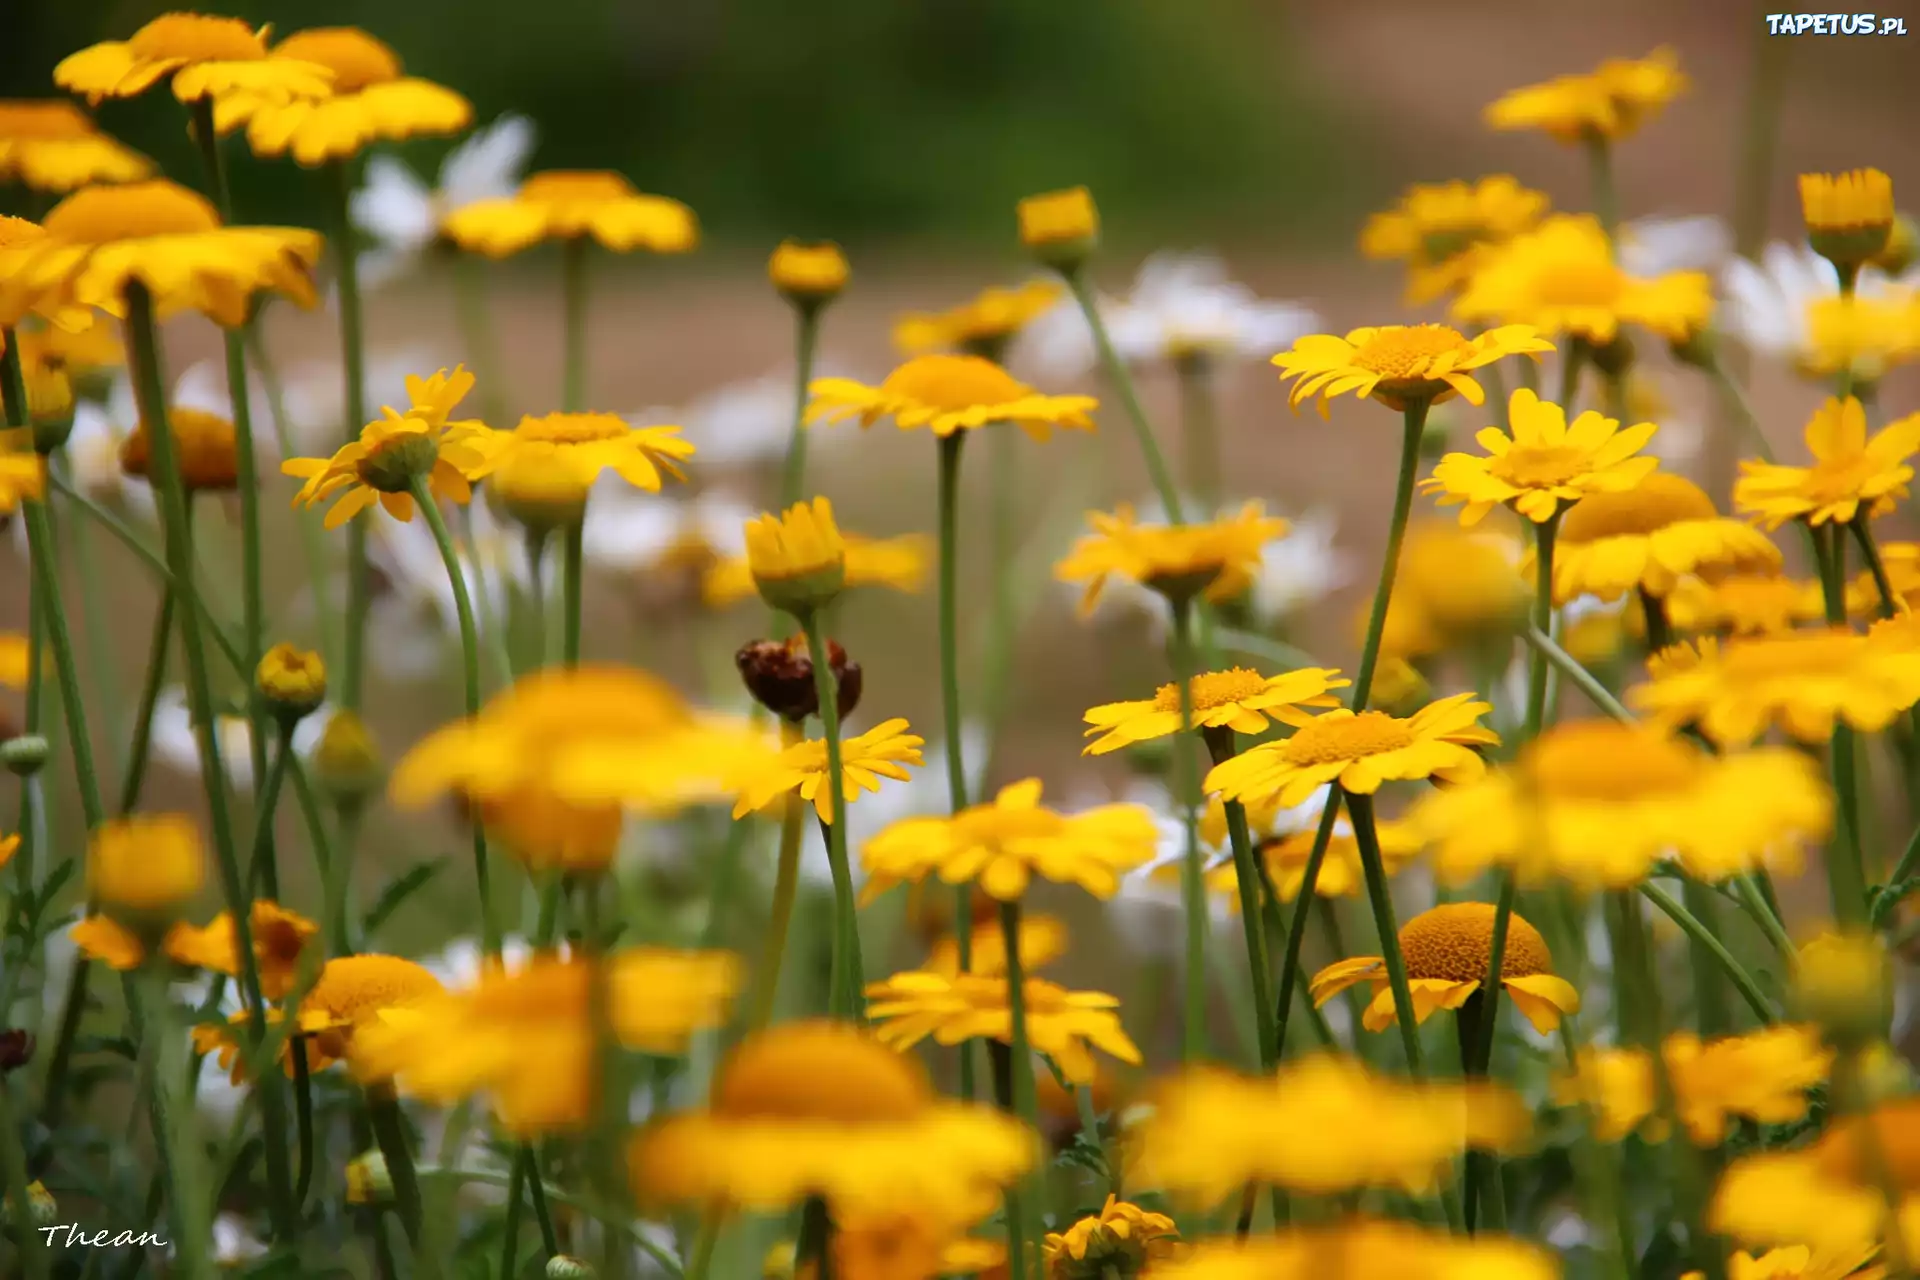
left=1812, top=523, right=1870, bottom=925
left=1169, top=598, right=1209, bottom=1063
left=562, top=238, right=589, bottom=412
left=1175, top=353, right=1221, bottom=510
left=293, top=1037, right=316, bottom=1207
left=1354, top=401, right=1430, bottom=705
left=1585, top=134, right=1619, bottom=239
left=0, top=1076, right=49, bottom=1280
left=1345, top=790, right=1435, bottom=1082
left=562, top=519, right=585, bottom=667
left=1636, top=881, right=1775, bottom=1024
left=413, top=475, right=502, bottom=955
left=747, top=721, right=808, bottom=1031
left=247, top=321, right=342, bottom=671
left=935, top=431, right=978, bottom=1098
left=499, top=1153, right=527, bottom=1280
left=139, top=966, right=213, bottom=1280
left=330, top=160, right=371, bottom=712
left=778, top=308, right=821, bottom=510
left=800, top=611, right=864, bottom=1020
left=1213, top=755, right=1277, bottom=1068
left=1075, top=1083, right=1118, bottom=1196
left=118, top=586, right=175, bottom=815
left=454, top=256, right=514, bottom=428
left=998, top=899, right=1041, bottom=1280
left=248, top=721, right=295, bottom=900
left=1062, top=269, right=1184, bottom=524
left=1852, top=517, right=1899, bottom=618
left=1522, top=624, right=1632, bottom=722
left=367, top=1090, right=425, bottom=1250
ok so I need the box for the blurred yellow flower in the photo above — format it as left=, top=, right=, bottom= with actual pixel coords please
left=1685, top=1246, right=1885, bottom=1280
left=195, top=953, right=444, bottom=1080
left=893, top=281, right=1063, bottom=356
left=1669, top=572, right=1827, bottom=635
left=1043, top=1196, right=1178, bottom=1279
left=0, top=633, right=31, bottom=687
left=1152, top=1223, right=1557, bottom=1280
left=1800, top=293, right=1920, bottom=382
left=734, top=717, right=925, bottom=824
left=1632, top=630, right=1920, bottom=745
left=1455, top=214, right=1713, bottom=343
left=808, top=353, right=1095, bottom=441
left=1849, top=541, right=1920, bottom=616
left=442, top=170, right=696, bottom=257
left=1423, top=387, right=1659, bottom=526
left=1794, top=931, right=1892, bottom=1047
left=865, top=969, right=1140, bottom=1084
left=861, top=778, right=1158, bottom=902
left=476, top=787, right=625, bottom=874
left=0, top=100, right=151, bottom=191
left=1080, top=665, right=1347, bottom=755
left=1359, top=176, right=1550, bottom=304
left=1484, top=47, right=1686, bottom=143
left=56, top=13, right=334, bottom=107
left=256, top=642, right=327, bottom=721
left=1311, top=901, right=1579, bottom=1034
left=1556, top=1024, right=1833, bottom=1145
left=1802, top=169, right=1895, bottom=271
left=769, top=239, right=849, bottom=304
left=1273, top=322, right=1552, bottom=418
left=1736, top=397, right=1920, bottom=529
left=165, top=900, right=320, bottom=1000
left=1547, top=472, right=1782, bottom=604
left=705, top=530, right=929, bottom=609
left=463, top=411, right=693, bottom=494
left=1054, top=502, right=1288, bottom=614
left=89, top=813, right=205, bottom=917
left=283, top=366, right=490, bottom=527
left=11, top=312, right=124, bottom=376
left=1386, top=521, right=1530, bottom=648
left=120, top=407, right=238, bottom=492
left=0, top=449, right=46, bottom=513
left=0, top=833, right=16, bottom=871
left=1254, top=816, right=1423, bottom=902
left=1018, top=187, right=1099, bottom=262
left=1711, top=1099, right=1920, bottom=1252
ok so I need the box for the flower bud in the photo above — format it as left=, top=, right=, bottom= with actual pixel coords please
left=1, top=1180, right=57, bottom=1230
left=313, top=710, right=383, bottom=808
left=1801, top=169, right=1895, bottom=276
left=1873, top=213, right=1919, bottom=275
left=1018, top=186, right=1100, bottom=272
left=88, top=814, right=206, bottom=926
left=1, top=733, right=49, bottom=777
left=735, top=636, right=862, bottom=723
left=0, top=1028, right=33, bottom=1073
left=747, top=498, right=846, bottom=617
left=346, top=1151, right=393, bottom=1206
left=769, top=240, right=849, bottom=308
left=354, top=427, right=441, bottom=494
left=547, top=1257, right=601, bottom=1280
left=1794, top=930, right=1890, bottom=1049
left=119, top=409, right=240, bottom=492
left=25, top=362, right=73, bottom=453
left=256, top=642, right=327, bottom=723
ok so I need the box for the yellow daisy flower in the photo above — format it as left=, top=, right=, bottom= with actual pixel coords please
left=1134, top=1054, right=1528, bottom=1202
left=1204, top=693, right=1498, bottom=810
left=462, top=411, right=693, bottom=493
left=860, top=778, right=1159, bottom=903
left=1711, top=1099, right=1920, bottom=1253
left=629, top=1020, right=1036, bottom=1215
left=0, top=100, right=151, bottom=191
left=221, top=27, right=471, bottom=166
left=733, top=717, right=926, bottom=824
left=1848, top=540, right=1920, bottom=617
left=1254, top=814, right=1424, bottom=902
left=354, top=951, right=739, bottom=1134
left=88, top=813, right=205, bottom=917
left=163, top=900, right=320, bottom=1001
left=120, top=406, right=239, bottom=492
left=1054, top=502, right=1288, bottom=614
left=742, top=496, right=850, bottom=614
left=1359, top=176, right=1550, bottom=304
left=1631, top=630, right=1920, bottom=745
left=1802, top=169, right=1896, bottom=271
left=1152, top=1223, right=1557, bottom=1280
left=1484, top=47, right=1686, bottom=143
left=1556, top=1024, right=1832, bottom=1147
left=807, top=353, right=1095, bottom=441
left=9, top=180, right=320, bottom=325
left=441, top=170, right=697, bottom=258
left=1273, top=322, right=1553, bottom=418
left=1080, top=666, right=1347, bottom=755
left=864, top=969, right=1141, bottom=1085
left=194, top=954, right=444, bottom=1081
left=1411, top=719, right=1830, bottom=891
left=1686, top=1247, right=1885, bottom=1280
left=1669, top=571, right=1827, bottom=635
left=894, top=281, right=1064, bottom=356
left=703, top=531, right=930, bottom=609
left=1454, top=215, right=1714, bottom=344
left=0, top=448, right=47, bottom=513
left=282, top=365, right=490, bottom=528
left=1043, top=1196, right=1179, bottom=1279
left=1801, top=293, right=1920, bottom=383
left=1422, top=387, right=1659, bottom=526
left=1310, top=902, right=1581, bottom=1035
left=1382, top=521, right=1530, bottom=651
left=1546, top=472, right=1783, bottom=604
left=1736, top=397, right=1920, bottom=529
left=55, top=12, right=335, bottom=107
left=924, top=912, right=1069, bottom=978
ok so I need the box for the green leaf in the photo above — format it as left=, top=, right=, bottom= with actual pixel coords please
left=361, top=858, right=450, bottom=938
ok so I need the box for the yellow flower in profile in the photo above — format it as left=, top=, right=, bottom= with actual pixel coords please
left=442, top=170, right=697, bottom=258
left=256, top=642, right=327, bottom=721
left=1135, top=1054, right=1529, bottom=1202
left=1801, top=293, right=1920, bottom=383
left=55, top=13, right=334, bottom=107
left=745, top=496, right=847, bottom=614
left=1485, top=47, right=1686, bottom=143
left=1205, top=694, right=1498, bottom=810
left=1311, top=902, right=1579, bottom=1034
left=703, top=531, right=929, bottom=609
left=1043, top=1196, right=1178, bottom=1279
left=1412, top=719, right=1830, bottom=891
left=1736, top=397, right=1920, bottom=529
left=1557, top=1025, right=1832, bottom=1147
left=119, top=407, right=239, bottom=492
left=1422, top=387, right=1660, bottom=526
left=1018, top=187, right=1099, bottom=264
left=1054, top=502, right=1288, bottom=613
left=629, top=1020, right=1036, bottom=1214
left=808, top=354, right=1095, bottom=441
left=9, top=180, right=321, bottom=325
left=89, top=813, right=205, bottom=917
left=1669, top=572, right=1828, bottom=636
left=768, top=240, right=849, bottom=305
left=924, top=912, right=1069, bottom=979
left=1710, top=1098, right=1920, bottom=1253
left=1455, top=214, right=1714, bottom=343
left=1080, top=666, right=1347, bottom=755
left=1273, top=322, right=1553, bottom=418
left=282, top=366, right=490, bottom=527
left=1153, top=1223, right=1557, bottom=1280
left=164, top=900, right=320, bottom=1000
left=893, top=281, right=1063, bottom=356
left=1631, top=630, right=1920, bottom=745
left=861, top=778, right=1158, bottom=902
left=734, top=718, right=925, bottom=823
left=195, top=953, right=444, bottom=1081
left=355, top=951, right=738, bottom=1133
left=462, top=411, right=694, bottom=494
left=220, top=27, right=471, bottom=166
left=1359, top=176, right=1550, bottom=303
left=0, top=449, right=46, bottom=513
left=0, top=101, right=151, bottom=191
left=1546, top=472, right=1783, bottom=604
left=865, top=969, right=1140, bottom=1085
left=0, top=834, right=16, bottom=871
left=1802, top=169, right=1895, bottom=270
left=1685, top=1246, right=1885, bottom=1280
left=1794, top=931, right=1891, bottom=1048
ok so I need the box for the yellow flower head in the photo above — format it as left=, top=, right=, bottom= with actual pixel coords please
left=704, top=531, right=928, bottom=609
left=282, top=365, right=490, bottom=527
left=1713, top=1096, right=1920, bottom=1254
left=893, top=281, right=1063, bottom=357
left=1548, top=472, right=1783, bottom=603
left=734, top=717, right=925, bottom=824
left=255, top=642, right=327, bottom=720
left=629, top=1019, right=1037, bottom=1214
left=1274, top=323, right=1553, bottom=419
left=746, top=497, right=847, bottom=614
left=1018, top=187, right=1099, bottom=267
left=923, top=911, right=1069, bottom=979
left=464, top=411, right=694, bottom=498
left=1687, top=1246, right=1887, bottom=1280
left=1412, top=718, right=1831, bottom=891
left=1794, top=931, right=1892, bottom=1048
left=1801, top=293, right=1920, bottom=383
left=1631, top=630, right=1920, bottom=745
left=866, top=969, right=1140, bottom=1085
left=861, top=778, right=1159, bottom=902
left=1559, top=1025, right=1833, bottom=1148
left=0, top=101, right=152, bottom=192
left=11, top=313, right=125, bottom=378
left=1359, top=176, right=1550, bottom=304
left=162, top=899, right=320, bottom=1000
left=1055, top=501, right=1288, bottom=614
left=1802, top=169, right=1895, bottom=269
left=196, top=953, right=444, bottom=1080
left=89, top=813, right=206, bottom=917
left=221, top=27, right=471, bottom=166
left=1383, top=522, right=1530, bottom=653
left=1669, top=571, right=1828, bottom=636
left=0, top=447, right=47, bottom=513
left=1454, top=215, right=1714, bottom=344
left=1153, top=1223, right=1557, bottom=1280
left=769, top=239, right=849, bottom=305
left=1205, top=693, right=1498, bottom=811
left=1081, top=666, right=1347, bottom=756
left=0, top=834, right=16, bottom=871
left=442, top=170, right=697, bottom=258
left=0, top=632, right=30, bottom=687
left=1736, top=397, right=1920, bottom=529
left=1042, top=1196, right=1178, bottom=1279
left=1484, top=47, right=1686, bottom=143
left=1135, top=1054, right=1529, bottom=1202
left=1422, top=387, right=1660, bottom=526
left=355, top=950, right=738, bottom=1133
left=11, top=180, right=321, bottom=325
left=807, top=354, right=1095, bottom=442
left=477, top=787, right=626, bottom=875
left=56, top=13, right=335, bottom=107
left=117, top=406, right=239, bottom=491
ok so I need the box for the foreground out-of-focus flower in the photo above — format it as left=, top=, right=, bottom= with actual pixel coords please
left=1632, top=630, right=1920, bottom=746
left=1548, top=472, right=1782, bottom=604
left=894, top=281, right=1063, bottom=358
left=1711, top=1096, right=1920, bottom=1252
left=629, top=1019, right=1036, bottom=1214
left=808, top=353, right=1096, bottom=442
left=282, top=365, right=489, bottom=527
left=442, top=170, right=696, bottom=258
left=1669, top=571, right=1827, bottom=636
left=0, top=100, right=151, bottom=191
left=1055, top=502, right=1289, bottom=614
left=73, top=900, right=318, bottom=1002
left=195, top=953, right=444, bottom=1079
left=88, top=814, right=205, bottom=921
left=55, top=13, right=334, bottom=109
left=1422, top=387, right=1659, bottom=525
left=1153, top=1222, right=1557, bottom=1280
left=1557, top=1024, right=1832, bottom=1145
left=1360, top=176, right=1550, bottom=304
left=1686, top=1246, right=1885, bottom=1280
left=1043, top=1196, right=1178, bottom=1279
left=734, top=718, right=925, bottom=824
left=1018, top=186, right=1100, bottom=269
left=350, top=113, right=535, bottom=286
left=1802, top=168, right=1895, bottom=273
left=1273, top=322, right=1552, bottom=417
left=865, top=969, right=1140, bottom=1084
left=1720, top=241, right=1918, bottom=378
left=1311, top=902, right=1580, bottom=1034
left=1080, top=666, right=1346, bottom=755
left=1454, top=214, right=1713, bottom=344
left=1484, top=47, right=1686, bottom=143
left=768, top=239, right=848, bottom=307
left=1736, top=396, right=1920, bottom=530
left=704, top=528, right=928, bottom=610
left=922, top=911, right=1069, bottom=979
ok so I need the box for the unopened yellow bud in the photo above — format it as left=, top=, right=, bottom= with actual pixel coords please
left=488, top=445, right=591, bottom=533
left=346, top=1151, right=392, bottom=1206
left=88, top=814, right=206, bottom=923
left=1794, top=930, right=1890, bottom=1048
left=256, top=642, right=327, bottom=722
left=768, top=240, right=849, bottom=307
left=1800, top=169, right=1895, bottom=273
left=314, top=709, right=383, bottom=806
left=1018, top=186, right=1099, bottom=270
left=746, top=497, right=846, bottom=616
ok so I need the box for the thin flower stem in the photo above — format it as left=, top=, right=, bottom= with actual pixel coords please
left=1852, top=517, right=1899, bottom=618
left=1215, top=773, right=1277, bottom=1068
left=779, top=307, right=821, bottom=509
left=562, top=519, right=585, bottom=666
left=138, top=966, right=213, bottom=1280
left=367, top=1089, right=426, bottom=1250
left=1075, top=1083, right=1119, bottom=1196
left=998, top=898, right=1042, bottom=1280
left=1702, top=356, right=1778, bottom=465
left=247, top=321, right=343, bottom=670
left=563, top=237, right=590, bottom=412
left=119, top=586, right=176, bottom=816
left=1170, top=598, right=1209, bottom=1063
left=412, top=475, right=504, bottom=956
left=1815, top=523, right=1871, bottom=925
left=1734, top=874, right=1798, bottom=960
left=499, top=1153, right=528, bottom=1280
left=293, top=1037, right=316, bottom=1207
left=748, top=721, right=808, bottom=1031
left=454, top=256, right=514, bottom=427
left=0, top=1075, right=49, bottom=1280
left=1344, top=790, right=1425, bottom=1080
left=1522, top=624, right=1632, bottom=723
left=1175, top=353, right=1221, bottom=510
left=1585, top=134, right=1619, bottom=240
left=800, top=610, right=865, bottom=1020
left=1062, top=269, right=1184, bottom=524
left=330, top=160, right=372, bottom=712
left=934, top=431, right=978, bottom=1097
left=1636, top=881, right=1775, bottom=1024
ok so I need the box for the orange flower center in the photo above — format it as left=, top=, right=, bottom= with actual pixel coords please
left=271, top=27, right=401, bottom=91
left=881, top=354, right=1032, bottom=411
left=519, top=171, right=635, bottom=205
left=514, top=411, right=631, bottom=446
left=43, top=180, right=220, bottom=242
left=1151, top=667, right=1270, bottom=715
left=1398, top=902, right=1552, bottom=982
left=1351, top=325, right=1470, bottom=380
left=1523, top=722, right=1702, bottom=799
left=713, top=1026, right=929, bottom=1124
left=0, top=101, right=98, bottom=141
left=1560, top=472, right=1717, bottom=541
left=127, top=13, right=267, bottom=63
left=1278, top=711, right=1416, bottom=766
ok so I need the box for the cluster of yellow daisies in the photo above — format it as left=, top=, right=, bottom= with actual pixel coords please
left=0, top=18, right=1918, bottom=1280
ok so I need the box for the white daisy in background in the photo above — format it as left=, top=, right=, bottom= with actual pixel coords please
left=350, top=113, right=538, bottom=289
left=63, top=374, right=146, bottom=511
left=582, top=484, right=754, bottom=576
left=273, top=348, right=439, bottom=454
left=210, top=1214, right=270, bottom=1268
left=363, top=500, right=539, bottom=683
left=1615, top=214, right=1732, bottom=277
left=149, top=687, right=334, bottom=794
left=1099, top=779, right=1232, bottom=957
left=416, top=935, right=562, bottom=990
left=1720, top=240, right=1919, bottom=367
